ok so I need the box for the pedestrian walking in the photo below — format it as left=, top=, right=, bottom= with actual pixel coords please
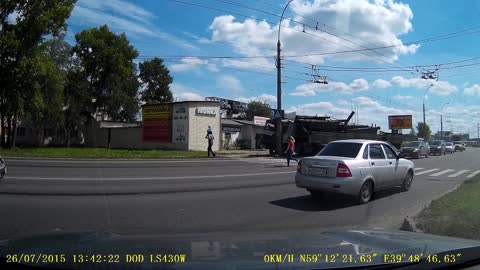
left=206, top=133, right=216, bottom=157
left=285, top=136, right=297, bottom=167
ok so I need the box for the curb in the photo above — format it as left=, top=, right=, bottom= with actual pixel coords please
left=1, top=155, right=271, bottom=161
left=399, top=185, right=462, bottom=233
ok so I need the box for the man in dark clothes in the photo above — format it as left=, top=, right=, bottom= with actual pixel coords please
left=206, top=133, right=216, bottom=157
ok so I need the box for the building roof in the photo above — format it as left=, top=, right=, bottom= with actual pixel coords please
left=231, top=119, right=255, bottom=126
left=221, top=119, right=244, bottom=127
left=141, top=101, right=220, bottom=107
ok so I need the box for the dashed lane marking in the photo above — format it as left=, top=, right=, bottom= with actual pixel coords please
left=430, top=169, right=455, bottom=177
left=415, top=168, right=439, bottom=175
left=448, top=170, right=470, bottom=178
left=467, top=170, right=480, bottom=178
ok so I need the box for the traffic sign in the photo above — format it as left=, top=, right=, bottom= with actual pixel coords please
left=273, top=109, right=281, bottom=120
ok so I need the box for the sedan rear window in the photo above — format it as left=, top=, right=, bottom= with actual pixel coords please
left=317, top=142, right=363, bottom=158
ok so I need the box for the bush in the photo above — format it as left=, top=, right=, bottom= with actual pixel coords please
left=235, top=139, right=251, bottom=150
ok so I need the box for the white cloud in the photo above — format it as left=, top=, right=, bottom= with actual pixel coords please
left=70, top=2, right=197, bottom=50
left=207, top=0, right=417, bottom=67
left=390, top=76, right=458, bottom=95
left=291, top=78, right=369, bottom=96
left=236, top=94, right=277, bottom=104
left=464, top=84, right=480, bottom=96
left=393, top=95, right=414, bottom=100
left=170, top=57, right=219, bottom=72
left=217, top=75, right=244, bottom=93
left=170, top=83, right=204, bottom=101
left=372, top=79, right=392, bottom=89
left=77, top=0, right=155, bottom=25
left=287, top=102, right=351, bottom=117
left=221, top=58, right=274, bottom=71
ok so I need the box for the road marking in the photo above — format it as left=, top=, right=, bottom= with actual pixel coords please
left=448, top=170, right=470, bottom=178
left=414, top=168, right=424, bottom=171
left=6, top=159, right=246, bottom=163
left=467, top=170, right=480, bottom=178
left=5, top=171, right=296, bottom=181
left=429, top=169, right=455, bottom=177
left=415, top=169, right=439, bottom=175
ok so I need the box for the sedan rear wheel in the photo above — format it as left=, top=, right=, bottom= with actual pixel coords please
left=357, top=180, right=373, bottom=204
left=402, top=171, right=414, bottom=192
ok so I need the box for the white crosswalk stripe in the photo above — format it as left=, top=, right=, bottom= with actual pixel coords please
left=414, top=167, right=424, bottom=171
left=415, top=168, right=439, bottom=175
left=467, top=170, right=480, bottom=178
left=448, top=170, right=470, bottom=178
left=430, top=169, right=455, bottom=177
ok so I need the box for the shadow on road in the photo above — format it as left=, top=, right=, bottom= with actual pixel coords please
left=269, top=194, right=357, bottom=211
left=270, top=187, right=406, bottom=212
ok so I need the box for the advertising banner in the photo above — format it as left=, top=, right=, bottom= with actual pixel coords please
left=388, top=115, right=413, bottom=129
left=142, top=104, right=172, bottom=142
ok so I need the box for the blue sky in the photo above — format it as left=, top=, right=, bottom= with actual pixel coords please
left=66, top=0, right=480, bottom=136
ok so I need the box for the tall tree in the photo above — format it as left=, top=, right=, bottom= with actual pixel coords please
left=139, top=57, right=173, bottom=104
left=416, top=122, right=432, bottom=140
left=72, top=25, right=140, bottom=122
left=245, top=101, right=272, bottom=120
left=0, top=0, right=76, bottom=148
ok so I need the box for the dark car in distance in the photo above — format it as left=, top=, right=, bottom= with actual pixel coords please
left=430, top=140, right=446, bottom=155
left=401, top=141, right=430, bottom=159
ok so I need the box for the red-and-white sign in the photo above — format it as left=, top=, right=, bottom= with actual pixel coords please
left=254, top=116, right=270, bottom=126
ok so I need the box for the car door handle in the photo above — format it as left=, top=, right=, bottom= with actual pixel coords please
left=371, top=162, right=375, bottom=165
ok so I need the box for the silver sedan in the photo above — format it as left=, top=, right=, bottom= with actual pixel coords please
left=295, top=139, right=415, bottom=204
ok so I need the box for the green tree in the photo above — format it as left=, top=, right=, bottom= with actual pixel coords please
left=72, top=25, right=140, bottom=122
left=245, top=101, right=272, bottom=120
left=409, top=127, right=416, bottom=136
left=139, top=57, right=173, bottom=104
left=0, top=0, right=76, bottom=148
left=416, top=122, right=432, bottom=140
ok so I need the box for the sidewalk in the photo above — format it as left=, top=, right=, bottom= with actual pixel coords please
left=1, top=149, right=271, bottom=160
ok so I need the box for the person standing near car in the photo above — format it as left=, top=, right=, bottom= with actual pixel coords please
left=285, top=136, right=296, bottom=167
left=206, top=132, right=216, bottom=157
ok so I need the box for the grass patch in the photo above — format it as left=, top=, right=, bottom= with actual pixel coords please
left=415, top=176, right=480, bottom=240
left=0, top=147, right=207, bottom=159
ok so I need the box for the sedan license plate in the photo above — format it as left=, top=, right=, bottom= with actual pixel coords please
left=309, top=167, right=328, bottom=176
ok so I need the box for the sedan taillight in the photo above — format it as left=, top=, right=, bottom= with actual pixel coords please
left=336, top=163, right=352, bottom=177
left=297, top=160, right=302, bottom=173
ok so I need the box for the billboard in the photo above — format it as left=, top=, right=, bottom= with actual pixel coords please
left=254, top=116, right=269, bottom=126
left=388, top=115, right=413, bottom=129
left=142, top=104, right=172, bottom=142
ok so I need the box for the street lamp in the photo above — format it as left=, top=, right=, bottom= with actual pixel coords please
left=440, top=102, right=450, bottom=140
left=423, top=84, right=433, bottom=125
left=275, top=0, right=294, bottom=156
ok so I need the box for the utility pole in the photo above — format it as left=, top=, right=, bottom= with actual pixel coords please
left=422, top=84, right=433, bottom=126
left=440, top=114, right=443, bottom=140
left=275, top=0, right=294, bottom=156
left=477, top=122, right=479, bottom=140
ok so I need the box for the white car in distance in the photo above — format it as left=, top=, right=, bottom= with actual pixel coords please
left=295, top=140, right=415, bottom=204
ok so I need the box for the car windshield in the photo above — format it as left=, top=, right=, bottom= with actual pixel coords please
left=2, top=1, right=480, bottom=269
left=317, top=142, right=363, bottom=158
left=406, top=142, right=421, bottom=147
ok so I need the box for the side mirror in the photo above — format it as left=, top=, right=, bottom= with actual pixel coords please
left=397, top=153, right=405, bottom=159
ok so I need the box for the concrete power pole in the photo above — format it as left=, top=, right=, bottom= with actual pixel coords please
left=275, top=0, right=293, bottom=156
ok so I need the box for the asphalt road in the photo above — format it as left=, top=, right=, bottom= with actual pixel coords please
left=0, top=148, right=479, bottom=239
